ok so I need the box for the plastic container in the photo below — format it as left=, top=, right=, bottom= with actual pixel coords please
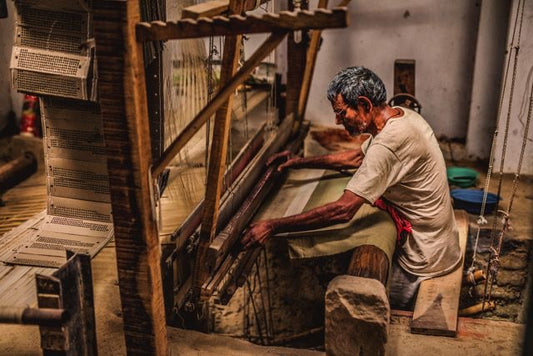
left=450, top=189, right=501, bottom=214
left=447, top=167, right=479, bottom=188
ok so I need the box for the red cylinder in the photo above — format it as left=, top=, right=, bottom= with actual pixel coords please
left=20, top=95, right=41, bottom=137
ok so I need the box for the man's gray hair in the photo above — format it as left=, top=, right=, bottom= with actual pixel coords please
left=326, top=66, right=387, bottom=108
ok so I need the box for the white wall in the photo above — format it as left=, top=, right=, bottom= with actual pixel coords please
left=0, top=0, right=23, bottom=132
left=493, top=0, right=533, bottom=175
left=466, top=0, right=511, bottom=161
left=305, top=0, right=481, bottom=139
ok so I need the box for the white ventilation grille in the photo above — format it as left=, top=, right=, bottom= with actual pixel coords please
left=16, top=6, right=87, bottom=34
left=11, top=0, right=96, bottom=100
left=15, top=47, right=86, bottom=76
left=17, top=27, right=87, bottom=55
left=2, top=1, right=113, bottom=269
left=11, top=46, right=91, bottom=99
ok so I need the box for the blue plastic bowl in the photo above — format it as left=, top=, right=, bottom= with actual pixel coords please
left=451, top=189, right=501, bottom=214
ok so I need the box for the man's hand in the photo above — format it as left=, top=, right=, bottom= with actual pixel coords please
left=266, top=150, right=297, bottom=172
left=241, top=220, right=275, bottom=249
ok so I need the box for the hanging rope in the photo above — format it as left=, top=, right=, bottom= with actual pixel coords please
left=474, top=0, right=528, bottom=309
left=484, top=69, right=532, bottom=307
left=239, top=35, right=250, bottom=142
left=468, top=0, right=524, bottom=276
left=206, top=35, right=217, bottom=183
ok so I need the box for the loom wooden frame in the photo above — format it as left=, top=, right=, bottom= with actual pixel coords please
left=94, top=1, right=348, bottom=354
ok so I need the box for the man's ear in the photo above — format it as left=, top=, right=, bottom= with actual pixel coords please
left=357, top=96, right=373, bottom=113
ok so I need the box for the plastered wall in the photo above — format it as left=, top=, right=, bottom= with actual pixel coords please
left=492, top=0, right=533, bottom=175
left=0, top=0, right=23, bottom=132
left=305, top=0, right=481, bottom=139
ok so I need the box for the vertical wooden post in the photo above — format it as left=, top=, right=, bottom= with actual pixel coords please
left=93, top=1, right=168, bottom=354
left=286, top=0, right=309, bottom=134
left=298, top=0, right=329, bottom=120
left=193, top=0, right=246, bottom=296
left=286, top=1, right=309, bottom=112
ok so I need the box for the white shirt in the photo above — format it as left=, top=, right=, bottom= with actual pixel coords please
left=345, top=108, right=462, bottom=277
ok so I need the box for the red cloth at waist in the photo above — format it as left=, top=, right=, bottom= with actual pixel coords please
left=374, top=198, right=412, bottom=246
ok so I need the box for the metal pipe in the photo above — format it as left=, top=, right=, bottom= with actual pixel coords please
left=0, top=152, right=37, bottom=191
left=459, top=301, right=495, bottom=316
left=0, top=306, right=68, bottom=326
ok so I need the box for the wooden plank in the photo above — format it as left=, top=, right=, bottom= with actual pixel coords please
left=182, top=0, right=229, bottom=19
left=193, top=0, right=245, bottom=296
left=136, top=8, right=349, bottom=42
left=298, top=0, right=328, bottom=121
left=181, top=0, right=269, bottom=19
left=93, top=1, right=167, bottom=354
left=152, top=31, right=287, bottom=178
left=169, top=124, right=265, bottom=249
left=410, top=210, right=469, bottom=337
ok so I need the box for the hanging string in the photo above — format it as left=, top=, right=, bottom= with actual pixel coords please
left=241, top=249, right=274, bottom=345
left=245, top=267, right=265, bottom=344
left=206, top=35, right=216, bottom=183
left=262, top=247, right=275, bottom=342
left=162, top=1, right=210, bottom=213
left=480, top=0, right=527, bottom=309
left=468, top=0, right=523, bottom=275
left=240, top=35, right=250, bottom=142
left=485, top=68, right=532, bottom=307
left=493, top=0, right=526, bottom=206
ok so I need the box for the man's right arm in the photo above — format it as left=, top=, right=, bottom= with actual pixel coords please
left=272, top=149, right=364, bottom=172
left=241, top=190, right=366, bottom=249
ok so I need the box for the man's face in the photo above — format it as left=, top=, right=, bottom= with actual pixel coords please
left=331, top=94, right=370, bottom=136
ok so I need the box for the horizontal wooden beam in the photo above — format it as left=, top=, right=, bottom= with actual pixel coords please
left=214, top=247, right=262, bottom=305
left=179, top=116, right=293, bottom=259
left=151, top=31, right=287, bottom=178
left=206, top=160, right=280, bottom=274
left=202, top=121, right=310, bottom=301
left=172, top=117, right=301, bottom=309
left=136, top=8, right=348, bottom=42
left=206, top=117, right=303, bottom=273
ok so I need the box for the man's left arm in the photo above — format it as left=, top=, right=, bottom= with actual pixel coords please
left=241, top=190, right=366, bottom=249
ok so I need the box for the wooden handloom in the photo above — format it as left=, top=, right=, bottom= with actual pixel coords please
left=92, top=1, right=349, bottom=354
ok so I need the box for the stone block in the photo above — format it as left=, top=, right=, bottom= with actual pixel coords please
left=325, top=275, right=389, bottom=356
left=499, top=251, right=528, bottom=270
left=496, top=270, right=527, bottom=288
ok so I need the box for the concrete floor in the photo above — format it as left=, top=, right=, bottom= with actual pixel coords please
left=0, top=238, right=526, bottom=355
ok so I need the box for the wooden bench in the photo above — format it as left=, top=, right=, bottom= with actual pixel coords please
left=410, top=210, right=469, bottom=336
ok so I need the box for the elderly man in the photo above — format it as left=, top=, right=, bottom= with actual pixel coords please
left=241, top=66, right=461, bottom=307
